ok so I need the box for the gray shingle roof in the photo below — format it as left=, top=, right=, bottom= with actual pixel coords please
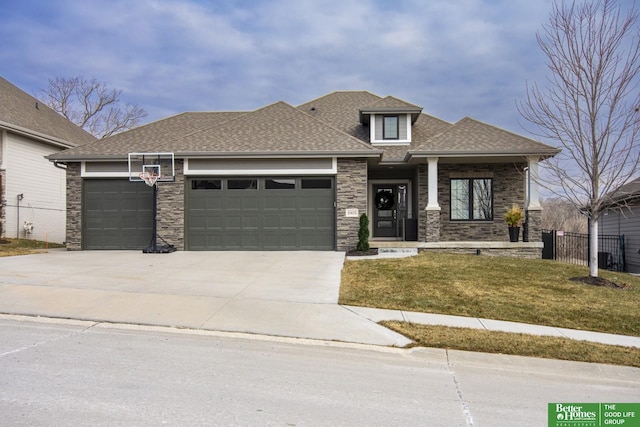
left=47, top=89, right=558, bottom=162
left=51, top=101, right=379, bottom=160
left=603, top=176, right=640, bottom=205
left=178, top=101, right=379, bottom=156
left=0, top=77, right=96, bottom=147
left=298, top=91, right=382, bottom=142
left=408, top=117, right=560, bottom=159
left=366, top=95, right=422, bottom=109
left=53, top=111, right=242, bottom=158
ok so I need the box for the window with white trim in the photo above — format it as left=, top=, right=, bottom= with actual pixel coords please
left=450, top=178, right=493, bottom=221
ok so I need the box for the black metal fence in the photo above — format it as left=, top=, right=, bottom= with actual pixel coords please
left=542, top=229, right=625, bottom=271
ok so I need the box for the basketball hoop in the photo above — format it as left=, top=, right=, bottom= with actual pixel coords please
left=139, top=170, right=159, bottom=187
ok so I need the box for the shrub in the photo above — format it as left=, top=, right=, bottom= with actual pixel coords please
left=356, top=213, right=370, bottom=251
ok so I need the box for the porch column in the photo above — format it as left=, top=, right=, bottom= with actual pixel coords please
left=526, top=157, right=541, bottom=209
left=526, top=156, right=542, bottom=242
left=425, top=157, right=441, bottom=242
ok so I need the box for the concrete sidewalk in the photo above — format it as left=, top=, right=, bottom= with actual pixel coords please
left=0, top=250, right=637, bottom=349
left=345, top=306, right=640, bottom=349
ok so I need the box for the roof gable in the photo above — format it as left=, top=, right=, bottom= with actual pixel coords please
left=410, top=117, right=560, bottom=158
left=51, top=101, right=380, bottom=160
left=178, top=101, right=379, bottom=155
left=367, top=96, right=421, bottom=109
left=0, top=77, right=96, bottom=147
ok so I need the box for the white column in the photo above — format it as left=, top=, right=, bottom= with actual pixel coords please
left=527, top=156, right=541, bottom=210
left=426, top=157, right=440, bottom=210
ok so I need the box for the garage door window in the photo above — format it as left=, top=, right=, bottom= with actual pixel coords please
left=301, top=178, right=332, bottom=189
left=265, top=178, right=295, bottom=189
left=191, top=179, right=222, bottom=190
left=228, top=179, right=257, bottom=190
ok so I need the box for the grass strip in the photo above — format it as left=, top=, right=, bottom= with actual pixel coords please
left=382, top=321, right=640, bottom=368
left=0, top=239, right=65, bottom=257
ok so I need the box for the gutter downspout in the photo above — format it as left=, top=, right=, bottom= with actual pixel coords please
left=53, top=160, right=67, bottom=170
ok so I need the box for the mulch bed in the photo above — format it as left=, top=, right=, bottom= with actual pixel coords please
left=570, top=276, right=630, bottom=290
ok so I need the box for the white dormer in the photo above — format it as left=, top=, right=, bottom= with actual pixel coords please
left=359, top=96, right=422, bottom=146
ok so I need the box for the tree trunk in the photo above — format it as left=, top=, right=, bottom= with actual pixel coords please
left=589, top=217, right=599, bottom=277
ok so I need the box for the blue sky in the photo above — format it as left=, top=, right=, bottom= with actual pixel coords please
left=1, top=0, right=556, bottom=134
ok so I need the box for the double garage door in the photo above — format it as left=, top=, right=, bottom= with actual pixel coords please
left=82, top=177, right=335, bottom=250
left=186, top=177, right=335, bottom=250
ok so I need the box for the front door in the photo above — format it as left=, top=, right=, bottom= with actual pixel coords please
left=373, top=184, right=408, bottom=238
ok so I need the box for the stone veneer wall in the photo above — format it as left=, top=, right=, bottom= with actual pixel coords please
left=65, top=162, right=82, bottom=250
left=157, top=159, right=185, bottom=250
left=420, top=247, right=541, bottom=259
left=416, top=165, right=427, bottom=241
left=525, top=208, right=542, bottom=243
left=336, top=158, right=367, bottom=251
left=439, top=163, right=527, bottom=241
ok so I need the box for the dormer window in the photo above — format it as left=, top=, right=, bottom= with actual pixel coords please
left=383, top=116, right=399, bottom=140
left=359, top=97, right=423, bottom=145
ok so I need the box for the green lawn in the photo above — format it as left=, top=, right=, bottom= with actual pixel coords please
left=340, top=252, right=640, bottom=336
left=340, top=252, right=640, bottom=366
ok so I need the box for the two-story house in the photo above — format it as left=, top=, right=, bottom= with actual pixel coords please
left=1, top=77, right=95, bottom=243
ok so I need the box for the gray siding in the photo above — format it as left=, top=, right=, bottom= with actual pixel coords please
left=399, top=115, right=408, bottom=140
left=373, top=114, right=408, bottom=141
left=374, top=115, right=383, bottom=139
left=599, top=204, right=640, bottom=273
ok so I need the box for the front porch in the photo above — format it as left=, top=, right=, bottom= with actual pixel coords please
left=369, top=240, right=544, bottom=259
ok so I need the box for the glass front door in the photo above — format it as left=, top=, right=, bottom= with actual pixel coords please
left=373, top=184, right=408, bottom=238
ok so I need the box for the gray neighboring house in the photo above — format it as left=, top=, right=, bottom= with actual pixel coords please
left=599, top=177, right=640, bottom=273
left=48, top=91, right=559, bottom=255
left=0, top=77, right=96, bottom=243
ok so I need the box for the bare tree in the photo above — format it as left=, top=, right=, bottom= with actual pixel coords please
left=39, top=76, right=147, bottom=138
left=519, top=0, right=640, bottom=277
left=541, top=198, right=588, bottom=233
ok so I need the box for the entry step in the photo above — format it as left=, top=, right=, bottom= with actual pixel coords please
left=377, top=247, right=419, bottom=255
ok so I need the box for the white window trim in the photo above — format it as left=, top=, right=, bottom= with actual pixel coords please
left=183, top=157, right=337, bottom=176
left=370, top=113, right=412, bottom=145
left=80, top=162, right=131, bottom=178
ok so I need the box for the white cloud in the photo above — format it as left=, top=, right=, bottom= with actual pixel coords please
left=0, top=0, right=556, bottom=133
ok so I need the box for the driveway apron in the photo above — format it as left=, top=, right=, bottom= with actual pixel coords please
left=0, top=250, right=410, bottom=346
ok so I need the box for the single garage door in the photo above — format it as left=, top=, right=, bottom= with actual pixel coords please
left=186, top=177, right=335, bottom=250
left=83, top=179, right=153, bottom=249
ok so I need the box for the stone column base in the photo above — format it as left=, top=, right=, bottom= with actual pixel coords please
left=426, top=207, right=441, bottom=242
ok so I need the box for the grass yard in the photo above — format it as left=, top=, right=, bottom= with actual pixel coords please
left=382, top=322, right=640, bottom=368
left=0, top=238, right=64, bottom=256
left=340, top=252, right=640, bottom=336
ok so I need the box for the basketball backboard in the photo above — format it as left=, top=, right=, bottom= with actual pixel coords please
left=128, top=152, right=175, bottom=183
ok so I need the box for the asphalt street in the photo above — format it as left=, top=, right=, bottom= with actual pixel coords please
left=1, top=316, right=638, bottom=426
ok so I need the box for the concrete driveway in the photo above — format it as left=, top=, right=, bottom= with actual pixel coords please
left=0, top=250, right=410, bottom=346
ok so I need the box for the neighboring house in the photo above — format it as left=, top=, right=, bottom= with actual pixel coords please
left=599, top=177, right=640, bottom=273
left=48, top=91, right=558, bottom=255
left=0, top=77, right=96, bottom=243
